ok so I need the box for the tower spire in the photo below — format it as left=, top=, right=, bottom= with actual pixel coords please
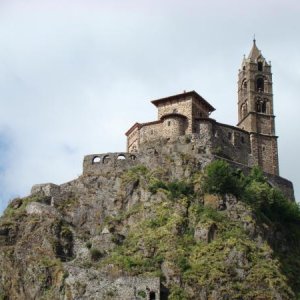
left=237, top=42, right=278, bottom=175
left=248, top=37, right=262, bottom=60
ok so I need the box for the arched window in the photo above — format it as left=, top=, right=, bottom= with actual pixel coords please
left=92, top=156, right=101, bottom=164
left=256, top=100, right=262, bottom=112
left=256, top=99, right=267, bottom=113
left=241, top=79, right=247, bottom=92
left=256, top=78, right=264, bottom=92
left=241, top=102, right=247, bottom=118
left=103, top=155, right=111, bottom=164
left=261, top=101, right=267, bottom=113
left=117, top=154, right=126, bottom=160
left=258, top=62, right=263, bottom=71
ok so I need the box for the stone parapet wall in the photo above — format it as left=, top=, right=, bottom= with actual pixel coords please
left=64, top=266, right=161, bottom=300
left=83, top=152, right=139, bottom=176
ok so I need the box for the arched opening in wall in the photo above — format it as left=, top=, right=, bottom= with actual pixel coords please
left=92, top=156, right=101, bottom=164
left=102, top=155, right=111, bottom=164
left=243, top=80, right=247, bottom=89
left=243, top=66, right=246, bottom=71
left=256, top=99, right=267, bottom=113
left=258, top=62, right=263, bottom=71
left=228, top=132, right=232, bottom=140
left=130, top=155, right=136, bottom=160
left=256, top=78, right=264, bottom=92
left=117, top=154, right=126, bottom=160
left=241, top=136, right=245, bottom=143
left=261, top=101, right=267, bottom=113
left=149, top=292, right=156, bottom=300
left=256, top=98, right=262, bottom=112
left=241, top=102, right=247, bottom=118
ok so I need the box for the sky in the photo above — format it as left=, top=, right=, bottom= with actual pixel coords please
left=0, top=0, right=299, bottom=213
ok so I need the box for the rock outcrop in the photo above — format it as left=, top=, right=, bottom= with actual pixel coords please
left=0, top=138, right=299, bottom=299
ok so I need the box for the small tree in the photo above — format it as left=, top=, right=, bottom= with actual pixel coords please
left=202, top=160, right=240, bottom=196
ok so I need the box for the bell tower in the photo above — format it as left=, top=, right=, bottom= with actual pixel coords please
left=237, top=40, right=279, bottom=175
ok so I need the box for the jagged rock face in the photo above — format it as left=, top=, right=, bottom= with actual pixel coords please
left=0, top=150, right=299, bottom=300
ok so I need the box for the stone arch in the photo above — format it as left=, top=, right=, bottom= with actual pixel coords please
left=149, top=291, right=156, bottom=300
left=256, top=77, right=264, bottom=92
left=102, top=155, right=111, bottom=164
left=241, top=78, right=247, bottom=90
left=92, top=156, right=101, bottom=164
left=258, top=61, right=263, bottom=71
left=117, top=154, right=126, bottom=160
left=241, top=102, right=247, bottom=118
left=256, top=97, right=268, bottom=113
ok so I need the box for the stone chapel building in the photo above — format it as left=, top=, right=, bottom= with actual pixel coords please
left=125, top=40, right=279, bottom=176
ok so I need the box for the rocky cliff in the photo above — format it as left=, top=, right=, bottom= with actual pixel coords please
left=0, top=138, right=299, bottom=300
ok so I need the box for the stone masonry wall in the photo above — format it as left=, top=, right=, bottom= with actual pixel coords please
left=83, top=152, right=139, bottom=176
left=139, top=122, right=162, bottom=144
left=161, top=115, right=188, bottom=138
left=212, top=122, right=251, bottom=166
left=157, top=97, right=193, bottom=134
left=64, top=265, right=161, bottom=300
left=127, top=126, right=140, bottom=153
left=256, top=114, right=275, bottom=135
left=192, top=100, right=210, bottom=120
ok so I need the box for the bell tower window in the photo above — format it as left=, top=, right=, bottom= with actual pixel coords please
left=261, top=101, right=266, bottom=113
left=256, top=78, right=264, bottom=92
left=256, top=99, right=267, bottom=113
left=258, top=62, right=263, bottom=71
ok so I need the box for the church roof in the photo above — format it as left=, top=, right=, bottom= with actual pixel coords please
left=151, top=90, right=215, bottom=112
left=248, top=39, right=264, bottom=60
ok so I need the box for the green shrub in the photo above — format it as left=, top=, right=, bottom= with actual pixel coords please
left=122, top=165, right=149, bottom=185
left=149, top=180, right=194, bottom=200
left=201, top=160, right=241, bottom=196
left=200, top=160, right=300, bottom=225
left=169, top=285, right=188, bottom=300
left=90, top=248, right=103, bottom=261
left=137, top=290, right=146, bottom=298
left=148, top=180, right=167, bottom=194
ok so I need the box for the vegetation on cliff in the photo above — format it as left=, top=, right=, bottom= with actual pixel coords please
left=0, top=160, right=299, bottom=299
left=98, top=161, right=300, bottom=299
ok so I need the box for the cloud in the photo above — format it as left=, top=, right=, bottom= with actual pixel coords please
left=0, top=0, right=299, bottom=212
